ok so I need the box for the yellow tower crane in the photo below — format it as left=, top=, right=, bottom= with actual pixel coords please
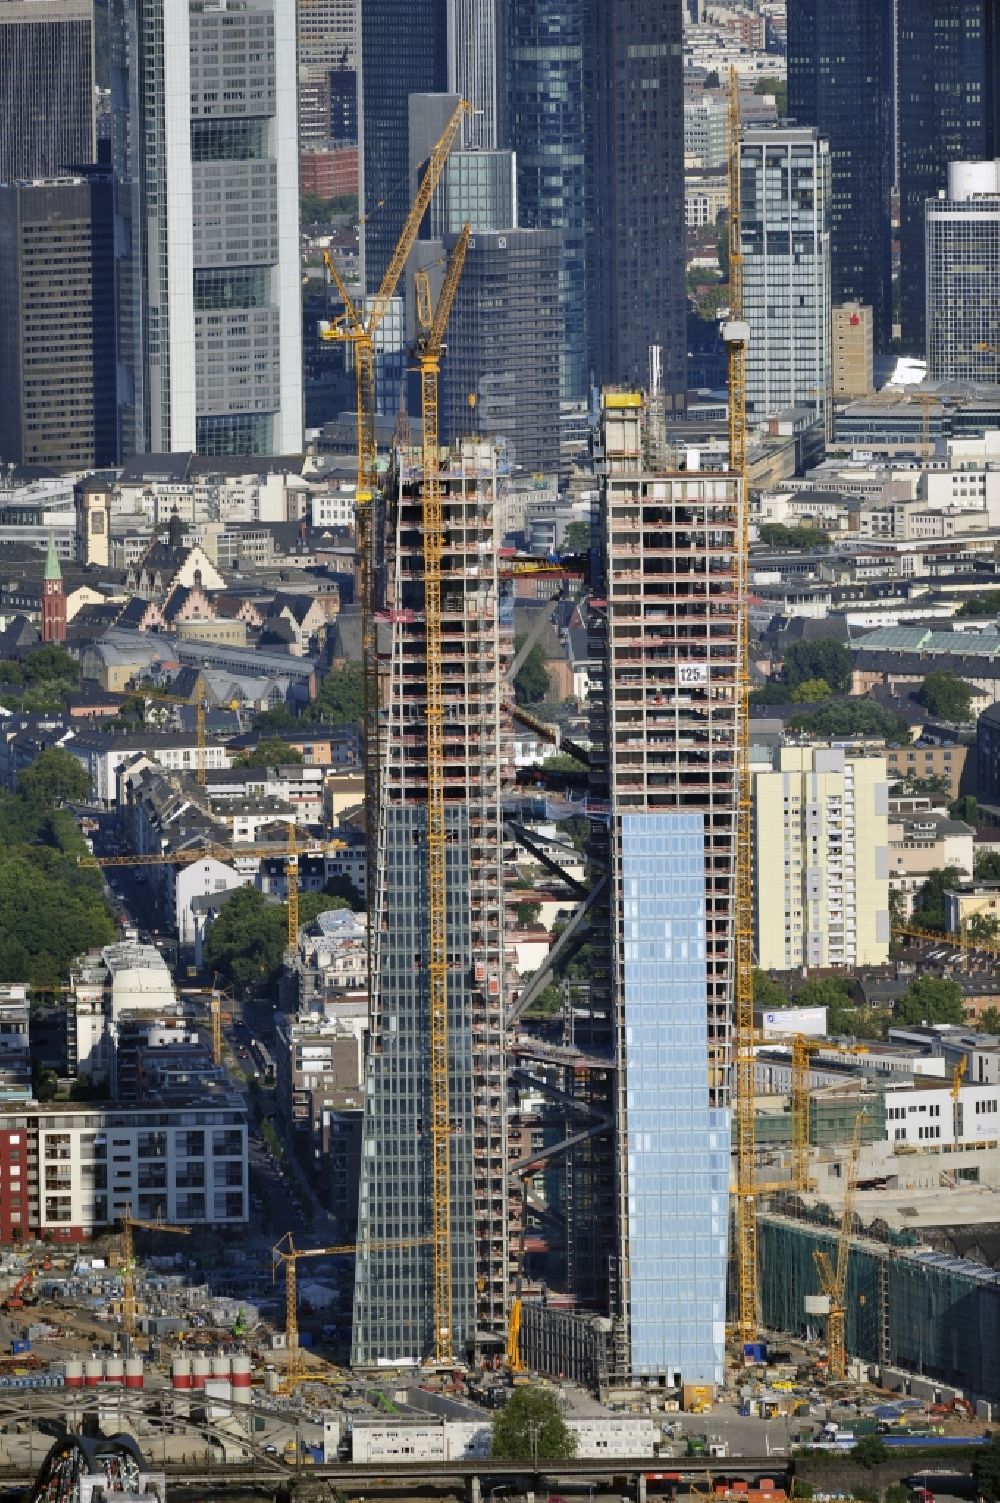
left=413, top=223, right=471, bottom=1364
left=119, top=1204, right=191, bottom=1338
left=721, top=65, right=757, bottom=1347
left=319, top=99, right=471, bottom=1003
left=85, top=825, right=338, bottom=951
left=811, top=1110, right=866, bottom=1380
left=791, top=1034, right=820, bottom=1192
left=272, top=1232, right=430, bottom=1377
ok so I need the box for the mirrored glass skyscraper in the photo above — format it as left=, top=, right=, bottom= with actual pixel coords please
left=787, top=0, right=893, bottom=352
left=897, top=0, right=1000, bottom=355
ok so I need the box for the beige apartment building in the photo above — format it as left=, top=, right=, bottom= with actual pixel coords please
left=753, top=746, right=890, bottom=970
left=832, top=302, right=874, bottom=398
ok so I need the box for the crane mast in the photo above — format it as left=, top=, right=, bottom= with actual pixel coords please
left=414, top=224, right=471, bottom=1363
left=722, top=66, right=756, bottom=1347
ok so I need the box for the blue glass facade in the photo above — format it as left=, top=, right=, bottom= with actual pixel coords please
left=621, top=812, right=729, bottom=1384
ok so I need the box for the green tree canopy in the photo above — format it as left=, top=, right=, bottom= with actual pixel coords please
left=897, top=976, right=964, bottom=1026
left=310, top=662, right=364, bottom=724
left=322, top=873, right=364, bottom=910
left=782, top=638, right=852, bottom=693
left=754, top=75, right=788, bottom=115
left=18, top=748, right=90, bottom=807
left=979, top=1006, right=1000, bottom=1035
left=919, top=670, right=974, bottom=721
left=973, top=1432, right=1000, bottom=1502
left=951, top=795, right=979, bottom=824
left=204, top=885, right=352, bottom=988
left=790, top=677, right=831, bottom=704
left=234, top=738, right=303, bottom=769
left=790, top=700, right=910, bottom=743
left=562, top=521, right=590, bottom=552
left=23, top=646, right=80, bottom=686
left=976, top=850, right=1000, bottom=881
left=514, top=641, right=551, bottom=706
left=516, top=901, right=542, bottom=928
left=958, top=591, right=1000, bottom=618
left=850, top=1434, right=888, bottom=1469
left=966, top=912, right=1000, bottom=944
left=253, top=704, right=296, bottom=732
left=491, top=1387, right=577, bottom=1462
left=753, top=969, right=788, bottom=1008
left=758, top=523, right=830, bottom=552
left=891, top=773, right=952, bottom=799
left=910, top=865, right=965, bottom=931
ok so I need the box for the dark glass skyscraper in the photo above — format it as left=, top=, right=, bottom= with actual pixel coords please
left=787, top=0, right=893, bottom=352
left=507, top=0, right=587, bottom=398
left=584, top=0, right=686, bottom=402
left=360, top=0, right=447, bottom=293
left=897, top=0, right=1000, bottom=354
left=0, top=0, right=95, bottom=181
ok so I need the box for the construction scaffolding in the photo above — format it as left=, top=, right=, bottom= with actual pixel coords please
left=759, top=1210, right=1000, bottom=1401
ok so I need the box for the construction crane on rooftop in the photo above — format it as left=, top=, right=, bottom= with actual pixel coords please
left=721, top=64, right=757, bottom=1348
left=811, top=1109, right=866, bottom=1381
left=414, top=222, right=470, bottom=1364
left=319, top=99, right=472, bottom=1019
left=272, top=1233, right=430, bottom=1378
left=119, top=1204, right=191, bottom=1338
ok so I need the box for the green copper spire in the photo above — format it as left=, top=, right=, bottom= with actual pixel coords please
left=44, top=531, right=62, bottom=583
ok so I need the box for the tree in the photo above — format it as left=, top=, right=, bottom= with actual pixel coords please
left=782, top=638, right=852, bottom=693
left=562, top=521, right=590, bottom=552
left=966, top=912, right=1000, bottom=945
left=891, top=773, right=951, bottom=799
left=973, top=1433, right=1000, bottom=1503
left=951, top=795, right=979, bottom=823
left=514, top=641, right=550, bottom=706
left=919, top=670, right=973, bottom=722
left=523, top=982, right=562, bottom=1018
left=976, top=850, right=1000, bottom=881
left=897, top=976, right=965, bottom=1026
left=850, top=1434, right=887, bottom=1469
left=253, top=704, right=296, bottom=732
left=300, top=191, right=359, bottom=222
left=910, top=865, right=965, bottom=932
left=34, top=1068, right=58, bottom=1103
left=758, top=523, right=830, bottom=552
left=516, top=901, right=542, bottom=928
left=205, top=886, right=287, bottom=988
left=322, top=873, right=364, bottom=911
left=979, top=1006, right=1000, bottom=1035
left=790, top=677, right=831, bottom=704
left=491, top=1388, right=577, bottom=1462
left=234, top=738, right=304, bottom=769
left=542, top=753, right=586, bottom=773
left=790, top=700, right=910, bottom=743
left=958, top=590, right=1000, bottom=618
left=18, top=748, right=91, bottom=808
left=23, top=645, right=80, bottom=686
left=753, top=969, right=788, bottom=1008
left=755, top=76, right=788, bottom=116
left=311, top=662, right=364, bottom=724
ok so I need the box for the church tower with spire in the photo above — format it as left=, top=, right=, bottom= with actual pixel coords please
left=41, top=533, right=67, bottom=644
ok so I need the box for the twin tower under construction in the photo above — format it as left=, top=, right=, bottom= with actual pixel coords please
left=350, top=400, right=742, bottom=1388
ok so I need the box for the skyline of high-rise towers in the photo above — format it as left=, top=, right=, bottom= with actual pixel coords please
left=111, top=0, right=303, bottom=456
left=787, top=0, right=893, bottom=353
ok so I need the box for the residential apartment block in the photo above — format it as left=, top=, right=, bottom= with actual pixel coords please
left=752, top=746, right=891, bottom=970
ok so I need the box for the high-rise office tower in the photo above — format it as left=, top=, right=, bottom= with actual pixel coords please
left=448, top=0, right=502, bottom=148
left=0, top=174, right=117, bottom=469
left=787, top=0, right=893, bottom=352
left=297, top=0, right=356, bottom=157
left=584, top=395, right=736, bottom=1384
left=440, top=228, right=562, bottom=475
left=0, top=0, right=95, bottom=180
left=111, top=0, right=302, bottom=456
left=897, top=0, right=1000, bottom=354
left=297, top=0, right=355, bottom=69
left=584, top=0, right=686, bottom=401
left=741, top=125, right=832, bottom=428
left=926, top=160, right=1000, bottom=384
left=360, top=0, right=447, bottom=293
left=351, top=440, right=511, bottom=1365
left=507, top=0, right=587, bottom=398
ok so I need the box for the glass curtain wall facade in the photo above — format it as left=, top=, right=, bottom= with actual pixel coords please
left=897, top=0, right=1000, bottom=355
left=360, top=0, right=447, bottom=293
left=584, top=0, right=686, bottom=402
left=352, top=442, right=511, bottom=1366
left=447, top=0, right=502, bottom=149
left=787, top=0, right=893, bottom=352
left=112, top=0, right=302, bottom=455
left=926, top=161, right=1000, bottom=383
left=506, top=0, right=587, bottom=398
left=588, top=396, right=737, bottom=1385
left=742, top=126, right=832, bottom=430
left=621, top=813, right=728, bottom=1381
left=0, top=0, right=95, bottom=181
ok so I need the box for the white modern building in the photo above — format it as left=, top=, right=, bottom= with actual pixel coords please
left=112, top=0, right=303, bottom=455
left=742, top=124, right=832, bottom=431
left=926, top=161, right=1000, bottom=385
